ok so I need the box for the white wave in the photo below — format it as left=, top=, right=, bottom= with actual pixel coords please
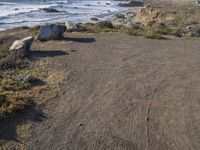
left=56, top=0, right=68, bottom=4
left=0, top=0, right=129, bottom=31
left=0, top=3, right=58, bottom=18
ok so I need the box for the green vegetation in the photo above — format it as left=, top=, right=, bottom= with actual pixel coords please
left=83, top=21, right=117, bottom=33
left=84, top=22, right=166, bottom=39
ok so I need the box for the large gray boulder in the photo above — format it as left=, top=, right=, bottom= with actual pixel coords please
left=9, top=36, right=34, bottom=58
left=65, top=21, right=85, bottom=32
left=37, top=24, right=66, bottom=41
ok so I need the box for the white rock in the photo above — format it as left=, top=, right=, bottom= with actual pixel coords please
left=65, top=21, right=85, bottom=32
left=9, top=36, right=34, bottom=58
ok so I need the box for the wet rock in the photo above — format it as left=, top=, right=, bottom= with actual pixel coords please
left=90, top=18, right=99, bottom=21
left=118, top=0, right=143, bottom=7
left=42, top=8, right=60, bottom=13
left=9, top=36, right=34, bottom=58
left=37, top=24, right=66, bottom=41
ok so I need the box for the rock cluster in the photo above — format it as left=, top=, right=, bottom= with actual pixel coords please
left=110, top=11, right=141, bottom=28
left=6, top=21, right=86, bottom=62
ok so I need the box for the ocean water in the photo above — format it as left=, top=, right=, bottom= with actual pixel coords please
left=0, top=0, right=128, bottom=31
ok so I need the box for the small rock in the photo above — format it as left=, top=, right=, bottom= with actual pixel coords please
left=159, top=23, right=167, bottom=29
left=24, top=75, right=41, bottom=85
left=90, top=17, right=99, bottom=21
left=196, top=0, right=200, bottom=4
left=65, top=21, right=75, bottom=31
left=114, top=14, right=125, bottom=19
left=106, top=2, right=111, bottom=5
left=9, top=36, right=34, bottom=58
left=65, top=21, right=85, bottom=32
left=24, top=75, right=37, bottom=83
left=187, top=26, right=200, bottom=37
left=37, top=24, right=66, bottom=41
left=110, top=14, right=126, bottom=27
left=124, top=12, right=136, bottom=19
left=187, top=25, right=194, bottom=30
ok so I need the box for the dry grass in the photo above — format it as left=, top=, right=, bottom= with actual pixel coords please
left=145, top=1, right=200, bottom=38
left=84, top=1, right=200, bottom=39
left=0, top=68, right=46, bottom=120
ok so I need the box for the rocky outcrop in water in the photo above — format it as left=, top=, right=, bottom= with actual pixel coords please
left=118, top=0, right=143, bottom=7
left=42, top=8, right=60, bottom=13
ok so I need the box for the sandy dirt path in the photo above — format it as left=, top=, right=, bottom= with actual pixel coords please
left=28, top=33, right=200, bottom=150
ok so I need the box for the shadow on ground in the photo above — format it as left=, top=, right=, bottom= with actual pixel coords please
left=0, top=101, right=46, bottom=142
left=30, top=50, right=69, bottom=58
left=64, top=37, right=95, bottom=43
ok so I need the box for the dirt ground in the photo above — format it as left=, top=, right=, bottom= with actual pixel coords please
left=9, top=32, right=198, bottom=150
